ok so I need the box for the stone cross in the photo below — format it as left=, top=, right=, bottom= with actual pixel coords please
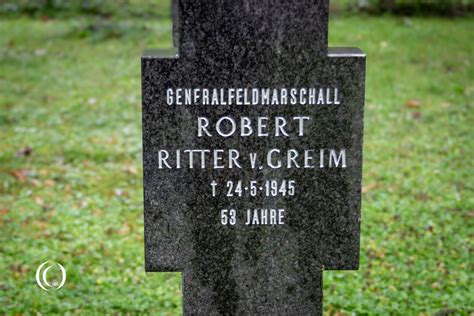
left=141, top=0, right=366, bottom=314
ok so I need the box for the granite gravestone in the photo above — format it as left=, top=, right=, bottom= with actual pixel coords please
left=142, top=0, right=366, bottom=314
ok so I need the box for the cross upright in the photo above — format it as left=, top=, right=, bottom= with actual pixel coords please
left=141, top=0, right=366, bottom=314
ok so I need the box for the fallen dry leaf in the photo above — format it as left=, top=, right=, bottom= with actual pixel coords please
left=10, top=169, right=29, bottom=183
left=33, top=221, right=48, bottom=230
left=44, top=179, right=55, bottom=187
left=114, top=188, right=128, bottom=197
left=106, top=137, right=117, bottom=145
left=33, top=196, right=53, bottom=211
left=117, top=223, right=131, bottom=235
left=34, top=196, right=44, bottom=206
left=0, top=208, right=9, bottom=215
left=9, top=264, right=29, bottom=276
left=405, top=99, right=421, bottom=108
left=123, top=164, right=138, bottom=175
left=30, top=179, right=41, bottom=187
left=362, top=182, right=381, bottom=193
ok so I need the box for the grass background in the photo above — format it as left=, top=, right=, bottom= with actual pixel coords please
left=0, top=2, right=473, bottom=315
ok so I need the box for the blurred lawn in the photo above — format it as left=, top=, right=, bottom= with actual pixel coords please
left=0, top=9, right=473, bottom=316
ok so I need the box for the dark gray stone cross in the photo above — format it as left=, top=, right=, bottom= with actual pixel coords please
left=141, top=0, right=366, bottom=314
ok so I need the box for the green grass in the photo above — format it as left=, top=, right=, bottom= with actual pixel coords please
left=0, top=13, right=473, bottom=315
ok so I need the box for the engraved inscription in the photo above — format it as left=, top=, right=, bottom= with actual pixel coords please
left=158, top=87, right=347, bottom=226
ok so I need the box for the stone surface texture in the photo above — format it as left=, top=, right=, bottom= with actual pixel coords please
left=142, top=0, right=365, bottom=314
